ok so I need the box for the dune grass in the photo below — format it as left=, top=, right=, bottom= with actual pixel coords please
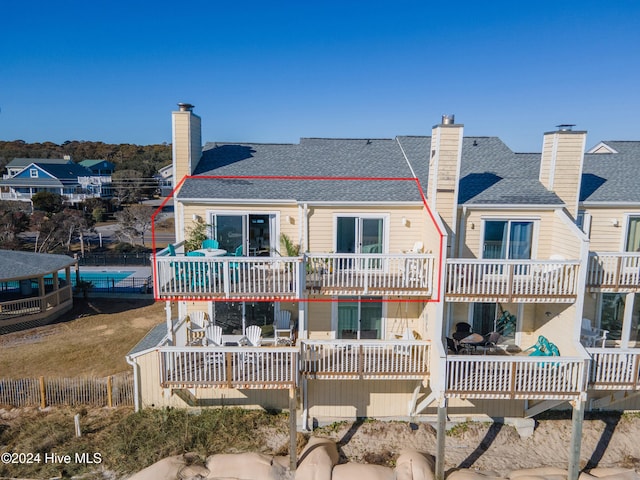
left=0, top=406, right=293, bottom=479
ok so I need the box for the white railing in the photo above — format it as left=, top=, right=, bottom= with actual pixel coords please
left=587, top=253, right=640, bottom=291
left=306, top=253, right=434, bottom=296
left=301, top=340, right=430, bottom=380
left=155, top=255, right=301, bottom=299
left=445, top=259, right=580, bottom=302
left=445, top=355, right=587, bottom=400
left=158, top=346, right=298, bottom=388
left=0, top=286, right=73, bottom=321
left=587, top=348, right=640, bottom=390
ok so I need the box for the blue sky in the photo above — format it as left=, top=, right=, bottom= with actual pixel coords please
left=2, top=0, right=639, bottom=152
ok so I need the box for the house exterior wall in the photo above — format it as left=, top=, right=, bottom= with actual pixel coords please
left=539, top=130, right=586, bottom=219
left=459, top=208, right=581, bottom=259
left=584, top=207, right=637, bottom=252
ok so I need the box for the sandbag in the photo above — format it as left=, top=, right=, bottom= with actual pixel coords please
left=206, top=452, right=282, bottom=480
left=509, top=467, right=568, bottom=479
left=447, top=470, right=505, bottom=480
left=128, top=454, right=209, bottom=480
left=395, top=450, right=435, bottom=480
left=331, top=462, right=395, bottom=480
left=295, top=437, right=339, bottom=480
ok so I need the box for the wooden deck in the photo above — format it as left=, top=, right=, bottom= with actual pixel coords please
left=445, top=259, right=581, bottom=303
left=445, top=355, right=587, bottom=400
left=159, top=346, right=298, bottom=389
left=587, top=252, right=640, bottom=292
left=300, top=340, right=430, bottom=380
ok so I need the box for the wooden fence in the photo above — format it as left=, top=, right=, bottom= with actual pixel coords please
left=0, top=373, right=133, bottom=408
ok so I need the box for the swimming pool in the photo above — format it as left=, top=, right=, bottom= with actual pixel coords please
left=57, top=270, right=134, bottom=283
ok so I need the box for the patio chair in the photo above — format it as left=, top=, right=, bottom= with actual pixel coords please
left=274, top=310, right=293, bottom=345
left=524, top=335, right=559, bottom=357
left=186, top=251, right=210, bottom=288
left=581, top=318, right=608, bottom=348
left=245, top=325, right=263, bottom=346
left=187, top=311, right=209, bottom=345
left=201, top=239, right=219, bottom=250
left=205, top=323, right=223, bottom=346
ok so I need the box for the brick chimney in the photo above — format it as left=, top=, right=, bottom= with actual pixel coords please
left=172, top=103, right=202, bottom=188
left=539, top=125, right=586, bottom=219
left=428, top=115, right=463, bottom=245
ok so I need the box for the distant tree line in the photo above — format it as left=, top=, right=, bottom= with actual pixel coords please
left=0, top=140, right=171, bottom=178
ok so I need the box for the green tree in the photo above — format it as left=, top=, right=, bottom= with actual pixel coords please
left=31, top=191, right=64, bottom=214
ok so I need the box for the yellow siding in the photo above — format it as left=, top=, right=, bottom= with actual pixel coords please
left=459, top=209, right=581, bottom=260
left=307, top=205, right=427, bottom=253
left=172, top=111, right=201, bottom=185
left=585, top=207, right=632, bottom=252
left=305, top=298, right=425, bottom=340
left=539, top=131, right=585, bottom=218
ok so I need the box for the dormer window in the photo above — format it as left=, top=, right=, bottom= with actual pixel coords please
left=30, top=168, right=38, bottom=178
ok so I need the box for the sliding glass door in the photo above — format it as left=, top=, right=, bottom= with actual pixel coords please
left=483, top=220, right=533, bottom=259
left=626, top=216, right=640, bottom=252
left=336, top=216, right=384, bottom=254
left=336, top=297, right=383, bottom=339
left=212, top=213, right=276, bottom=256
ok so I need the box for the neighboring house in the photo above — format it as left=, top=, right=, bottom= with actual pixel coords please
left=129, top=105, right=640, bottom=478
left=0, top=158, right=113, bottom=204
left=154, top=164, right=173, bottom=197
left=0, top=250, right=76, bottom=333
left=79, top=159, right=115, bottom=176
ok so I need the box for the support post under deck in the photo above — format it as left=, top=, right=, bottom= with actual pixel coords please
left=568, top=399, right=585, bottom=480
left=435, top=399, right=447, bottom=480
left=289, top=387, right=298, bottom=472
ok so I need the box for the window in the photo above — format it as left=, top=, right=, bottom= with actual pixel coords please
left=336, top=215, right=385, bottom=254
left=335, top=297, right=383, bottom=339
left=626, top=216, right=640, bottom=252
left=483, top=220, right=534, bottom=259
left=30, top=168, right=38, bottom=178
left=210, top=213, right=277, bottom=256
left=599, top=293, right=625, bottom=341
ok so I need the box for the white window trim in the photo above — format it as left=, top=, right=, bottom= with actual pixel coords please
left=621, top=213, right=640, bottom=251
left=206, top=210, right=281, bottom=255
left=330, top=296, right=387, bottom=340
left=479, top=216, right=540, bottom=259
left=332, top=213, right=390, bottom=254
left=29, top=168, right=38, bottom=178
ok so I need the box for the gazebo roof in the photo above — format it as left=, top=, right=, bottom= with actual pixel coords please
left=0, top=250, right=77, bottom=282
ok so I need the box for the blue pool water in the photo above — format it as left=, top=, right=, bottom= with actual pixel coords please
left=63, top=271, right=135, bottom=284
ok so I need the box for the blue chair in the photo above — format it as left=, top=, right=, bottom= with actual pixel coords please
left=186, top=251, right=209, bottom=288
left=201, top=239, right=219, bottom=250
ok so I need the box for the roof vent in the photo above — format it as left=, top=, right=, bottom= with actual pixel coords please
left=556, top=124, right=575, bottom=132
left=442, top=114, right=455, bottom=125
left=178, top=103, right=194, bottom=112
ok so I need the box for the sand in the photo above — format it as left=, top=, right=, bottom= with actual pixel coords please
left=126, top=415, right=640, bottom=480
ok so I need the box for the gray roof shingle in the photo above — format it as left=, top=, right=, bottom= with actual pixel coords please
left=0, top=250, right=77, bottom=281
left=179, top=135, right=639, bottom=207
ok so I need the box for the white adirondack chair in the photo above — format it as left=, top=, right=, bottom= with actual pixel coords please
left=274, top=310, right=293, bottom=345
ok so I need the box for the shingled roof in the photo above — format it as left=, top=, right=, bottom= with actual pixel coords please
left=0, top=250, right=77, bottom=282
left=178, top=134, right=638, bottom=207
left=581, top=141, right=640, bottom=203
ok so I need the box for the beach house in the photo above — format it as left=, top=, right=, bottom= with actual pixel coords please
left=128, top=105, right=640, bottom=478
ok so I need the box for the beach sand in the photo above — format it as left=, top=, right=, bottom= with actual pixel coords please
left=127, top=415, right=640, bottom=480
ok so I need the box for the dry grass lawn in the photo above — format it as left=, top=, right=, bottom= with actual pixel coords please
left=0, top=298, right=164, bottom=378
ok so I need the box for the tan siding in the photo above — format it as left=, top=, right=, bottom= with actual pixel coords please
left=585, top=207, right=631, bottom=252
left=539, top=131, right=585, bottom=218
left=307, top=379, right=419, bottom=419
left=307, top=205, right=427, bottom=254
